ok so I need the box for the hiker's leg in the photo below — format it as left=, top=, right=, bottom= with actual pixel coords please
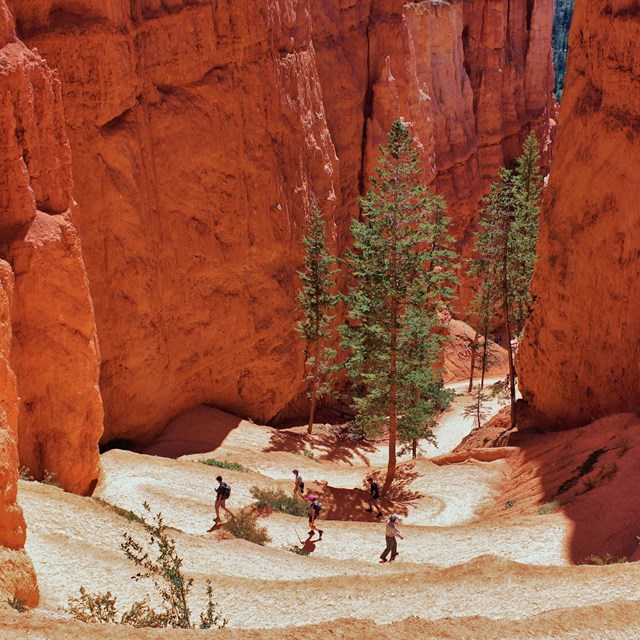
left=390, top=537, right=398, bottom=559
left=381, top=536, right=394, bottom=560
left=214, top=498, right=221, bottom=520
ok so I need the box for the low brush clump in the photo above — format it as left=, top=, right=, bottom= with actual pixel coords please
left=250, top=486, right=307, bottom=517
left=67, top=503, right=226, bottom=629
left=583, top=553, right=627, bottom=565
left=7, top=595, right=27, bottom=613
left=538, top=500, right=561, bottom=515
left=223, top=508, right=271, bottom=546
left=199, top=458, right=247, bottom=472
left=93, top=497, right=144, bottom=524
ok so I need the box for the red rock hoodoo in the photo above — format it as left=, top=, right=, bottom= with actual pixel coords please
left=3, top=0, right=554, bottom=447
left=518, top=0, right=640, bottom=428
left=0, top=0, right=102, bottom=494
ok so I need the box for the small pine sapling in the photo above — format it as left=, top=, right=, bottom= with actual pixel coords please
left=297, top=206, right=339, bottom=433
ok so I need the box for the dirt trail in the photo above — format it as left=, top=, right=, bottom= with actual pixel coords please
left=10, top=383, right=640, bottom=637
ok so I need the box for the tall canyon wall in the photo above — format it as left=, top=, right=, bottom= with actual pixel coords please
left=1, top=0, right=554, bottom=484
left=518, top=0, right=640, bottom=428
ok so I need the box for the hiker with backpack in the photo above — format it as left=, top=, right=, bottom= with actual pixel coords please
left=214, top=475, right=233, bottom=522
left=292, top=469, right=304, bottom=498
left=379, top=514, right=403, bottom=563
left=306, top=494, right=323, bottom=539
left=365, top=477, right=383, bottom=518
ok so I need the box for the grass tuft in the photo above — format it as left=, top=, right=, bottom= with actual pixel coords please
left=199, top=458, right=247, bottom=472
left=250, top=486, right=307, bottom=517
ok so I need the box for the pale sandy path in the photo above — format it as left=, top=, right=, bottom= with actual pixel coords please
left=15, top=384, right=640, bottom=635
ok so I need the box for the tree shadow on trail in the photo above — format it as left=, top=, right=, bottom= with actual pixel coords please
left=310, top=463, right=423, bottom=522
left=263, top=428, right=378, bottom=467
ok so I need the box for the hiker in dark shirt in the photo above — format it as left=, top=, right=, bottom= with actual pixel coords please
left=214, top=475, right=233, bottom=523
left=306, top=494, right=323, bottom=540
left=293, top=469, right=304, bottom=498
left=365, top=477, right=383, bottom=518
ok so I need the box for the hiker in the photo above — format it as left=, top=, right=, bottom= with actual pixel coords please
left=293, top=469, right=304, bottom=498
left=380, top=514, right=403, bottom=563
left=365, top=477, right=383, bottom=518
left=306, top=494, right=323, bottom=539
left=214, top=475, right=233, bottom=522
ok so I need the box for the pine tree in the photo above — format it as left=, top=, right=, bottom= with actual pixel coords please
left=296, top=207, right=338, bottom=434
left=512, top=130, right=542, bottom=336
left=470, top=131, right=542, bottom=429
left=341, top=119, right=458, bottom=494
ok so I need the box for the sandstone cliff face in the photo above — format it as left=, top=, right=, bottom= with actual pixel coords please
left=5, top=0, right=554, bottom=444
left=0, top=1, right=102, bottom=493
left=0, top=211, right=38, bottom=606
left=518, top=0, right=640, bottom=428
left=9, top=0, right=340, bottom=442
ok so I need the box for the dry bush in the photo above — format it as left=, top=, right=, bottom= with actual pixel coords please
left=223, top=508, right=271, bottom=546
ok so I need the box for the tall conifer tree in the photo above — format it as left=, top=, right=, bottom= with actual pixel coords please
left=470, top=131, right=542, bottom=429
left=297, top=207, right=338, bottom=434
left=341, top=120, right=458, bottom=494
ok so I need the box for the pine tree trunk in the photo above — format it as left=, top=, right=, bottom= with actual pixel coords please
left=480, top=322, right=489, bottom=390
left=412, top=438, right=417, bottom=459
left=307, top=370, right=318, bottom=434
left=383, top=380, right=397, bottom=496
left=307, top=299, right=321, bottom=434
left=383, top=315, right=398, bottom=496
left=468, top=329, right=479, bottom=392
left=503, top=303, right=517, bottom=430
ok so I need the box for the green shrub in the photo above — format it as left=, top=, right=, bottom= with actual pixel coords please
left=7, top=595, right=27, bottom=613
left=67, top=503, right=226, bottom=629
left=199, top=458, right=246, bottom=472
left=223, top=508, right=271, bottom=546
left=250, top=486, right=307, bottom=517
left=538, top=501, right=560, bottom=515
left=505, top=499, right=516, bottom=509
left=301, top=449, right=317, bottom=460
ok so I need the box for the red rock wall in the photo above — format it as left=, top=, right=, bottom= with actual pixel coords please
left=518, top=0, right=640, bottom=428
left=4, top=0, right=554, bottom=444
left=0, top=1, right=102, bottom=494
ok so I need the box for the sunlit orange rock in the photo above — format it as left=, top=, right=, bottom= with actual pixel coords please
left=6, top=0, right=554, bottom=444
left=518, top=0, right=640, bottom=429
left=0, top=255, right=38, bottom=603
left=0, top=0, right=103, bottom=493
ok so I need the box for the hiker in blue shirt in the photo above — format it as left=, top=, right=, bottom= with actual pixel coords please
left=365, top=477, right=383, bottom=518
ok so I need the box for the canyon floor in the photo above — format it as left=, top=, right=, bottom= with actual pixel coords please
left=3, top=381, right=640, bottom=639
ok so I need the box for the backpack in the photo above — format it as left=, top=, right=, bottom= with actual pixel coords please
left=220, top=482, right=231, bottom=500
left=312, top=500, right=322, bottom=515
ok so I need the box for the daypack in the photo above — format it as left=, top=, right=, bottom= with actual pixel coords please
left=312, top=500, right=322, bottom=515
left=219, top=482, right=231, bottom=500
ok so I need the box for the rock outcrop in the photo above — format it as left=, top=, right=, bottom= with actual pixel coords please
left=0, top=254, right=38, bottom=604
left=518, top=0, right=640, bottom=428
left=3, top=0, right=554, bottom=445
left=0, top=0, right=102, bottom=493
